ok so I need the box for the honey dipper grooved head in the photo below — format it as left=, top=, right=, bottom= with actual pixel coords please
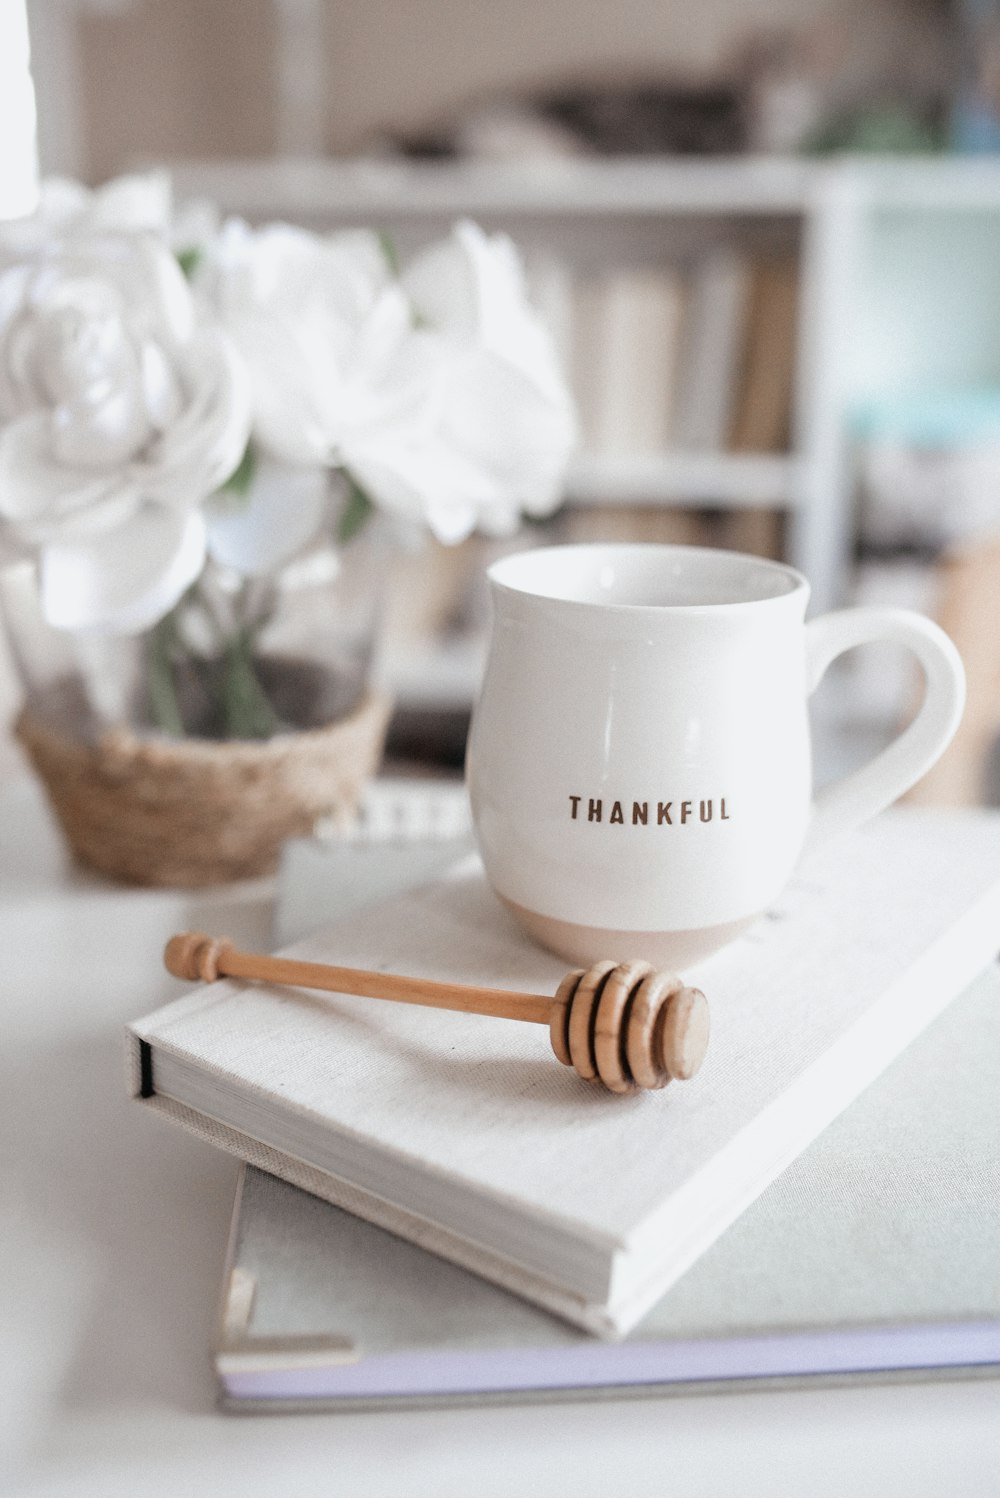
left=550, top=961, right=709, bottom=1093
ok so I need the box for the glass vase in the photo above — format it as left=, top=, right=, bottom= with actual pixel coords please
left=0, top=510, right=394, bottom=885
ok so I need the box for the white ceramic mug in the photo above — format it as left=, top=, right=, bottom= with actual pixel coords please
left=466, top=543, right=966, bottom=966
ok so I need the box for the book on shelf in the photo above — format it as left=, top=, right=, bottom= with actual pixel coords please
left=563, top=503, right=716, bottom=549
left=216, top=959, right=1000, bottom=1409
left=729, top=255, right=799, bottom=454
left=128, top=809, right=1000, bottom=1337
left=672, top=246, right=752, bottom=453
left=564, top=503, right=784, bottom=561
left=715, top=505, right=785, bottom=561
left=525, top=250, right=576, bottom=386
left=571, top=267, right=686, bottom=455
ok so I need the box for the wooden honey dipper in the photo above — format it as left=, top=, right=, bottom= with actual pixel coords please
left=164, top=933, right=710, bottom=1095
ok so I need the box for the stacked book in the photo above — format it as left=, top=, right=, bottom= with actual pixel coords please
left=127, top=798, right=1000, bottom=1409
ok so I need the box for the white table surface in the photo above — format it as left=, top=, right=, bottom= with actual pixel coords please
left=3, top=773, right=999, bottom=1498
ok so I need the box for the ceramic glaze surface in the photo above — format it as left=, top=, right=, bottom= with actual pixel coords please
left=467, top=544, right=965, bottom=957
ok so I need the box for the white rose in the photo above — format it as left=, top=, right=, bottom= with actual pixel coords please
left=196, top=220, right=405, bottom=468
left=400, top=219, right=576, bottom=531
left=346, top=220, right=577, bottom=543
left=404, top=219, right=568, bottom=404
left=196, top=219, right=446, bottom=557
left=200, top=218, right=576, bottom=547
left=0, top=231, right=250, bottom=634
left=0, top=170, right=218, bottom=269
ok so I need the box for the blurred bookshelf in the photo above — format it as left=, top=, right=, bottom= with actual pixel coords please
left=169, top=155, right=815, bottom=221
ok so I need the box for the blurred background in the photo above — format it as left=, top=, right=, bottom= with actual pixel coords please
left=4, top=0, right=1000, bottom=804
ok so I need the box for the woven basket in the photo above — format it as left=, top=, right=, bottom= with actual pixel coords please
left=15, top=690, right=392, bottom=887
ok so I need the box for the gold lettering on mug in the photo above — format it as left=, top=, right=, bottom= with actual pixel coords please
left=569, top=795, right=732, bottom=825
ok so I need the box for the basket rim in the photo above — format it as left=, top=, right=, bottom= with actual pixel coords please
left=15, top=689, right=392, bottom=769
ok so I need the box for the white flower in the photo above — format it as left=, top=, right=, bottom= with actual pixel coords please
left=0, top=231, right=250, bottom=633
left=404, top=219, right=568, bottom=406
left=386, top=219, right=578, bottom=539
left=200, top=217, right=576, bottom=546
left=195, top=220, right=403, bottom=468
left=0, top=170, right=217, bottom=267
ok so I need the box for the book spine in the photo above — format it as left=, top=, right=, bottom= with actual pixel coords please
left=730, top=257, right=799, bottom=454
left=573, top=268, right=686, bottom=457
left=124, top=1027, right=147, bottom=1098
left=135, top=1089, right=623, bottom=1338
left=673, top=248, right=751, bottom=453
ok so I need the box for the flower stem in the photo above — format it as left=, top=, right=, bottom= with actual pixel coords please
left=146, top=577, right=280, bottom=740
left=147, top=613, right=186, bottom=737
left=220, top=625, right=279, bottom=740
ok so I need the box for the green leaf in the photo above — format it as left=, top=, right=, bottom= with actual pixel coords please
left=218, top=441, right=257, bottom=500
left=377, top=229, right=400, bottom=278
left=337, top=475, right=374, bottom=544
left=147, top=613, right=185, bottom=737
left=221, top=628, right=279, bottom=740
left=176, top=246, right=203, bottom=280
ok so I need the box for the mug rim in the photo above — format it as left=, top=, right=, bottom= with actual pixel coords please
left=487, top=543, right=810, bottom=614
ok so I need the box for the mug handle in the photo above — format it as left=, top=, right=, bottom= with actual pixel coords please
left=804, top=607, right=966, bottom=854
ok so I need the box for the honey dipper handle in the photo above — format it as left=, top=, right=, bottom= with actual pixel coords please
left=164, top=932, right=553, bottom=1025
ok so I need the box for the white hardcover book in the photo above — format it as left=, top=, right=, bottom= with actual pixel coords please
left=672, top=247, right=751, bottom=452
left=584, top=268, right=686, bottom=455
left=128, top=811, right=1000, bottom=1338
left=525, top=252, right=576, bottom=386
left=567, top=275, right=606, bottom=454
left=216, top=962, right=1000, bottom=1409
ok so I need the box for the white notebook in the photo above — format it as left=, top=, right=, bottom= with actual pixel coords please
left=128, top=811, right=1000, bottom=1337
left=216, top=963, right=1000, bottom=1409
